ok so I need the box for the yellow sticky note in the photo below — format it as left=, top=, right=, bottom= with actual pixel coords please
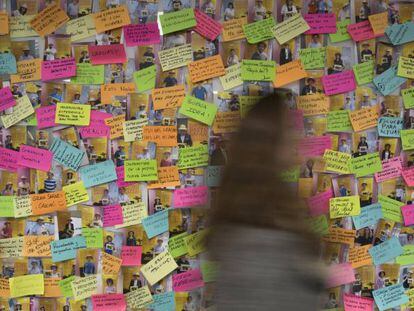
left=10, top=59, right=42, bottom=84
left=368, top=12, right=388, bottom=36
left=93, top=5, right=131, bottom=34
left=13, top=195, right=32, bottom=218
left=272, top=13, right=310, bottom=45
left=185, top=229, right=208, bottom=257
left=158, top=44, right=193, bottom=72
left=115, top=202, right=148, bottom=228
left=55, top=103, right=91, bottom=126
left=0, top=237, right=24, bottom=258
left=63, top=181, right=89, bottom=206
left=66, top=15, right=96, bottom=42
left=329, top=196, right=361, bottom=219
left=1, top=95, right=35, bottom=129
left=71, top=276, right=97, bottom=301
left=297, top=94, right=330, bottom=116
left=141, top=251, right=178, bottom=285
left=323, top=149, right=351, bottom=174
left=398, top=56, right=414, bottom=79
left=125, top=286, right=153, bottom=309
left=219, top=63, right=243, bottom=91
left=10, top=15, right=38, bottom=38
left=9, top=274, right=44, bottom=298
left=123, top=118, right=148, bottom=142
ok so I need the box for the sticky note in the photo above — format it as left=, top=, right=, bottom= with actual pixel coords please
left=274, top=59, right=308, bottom=87
left=378, top=194, right=404, bottom=223
left=323, top=149, right=351, bottom=173
left=0, top=196, right=15, bottom=218
left=158, top=44, right=193, bottom=71
left=169, top=232, right=189, bottom=258
left=123, top=118, right=147, bottom=142
left=79, top=110, right=111, bottom=138
left=378, top=116, right=403, bottom=138
left=242, top=17, right=275, bottom=44
left=123, top=22, right=161, bottom=47
left=299, top=48, right=326, bottom=70
left=370, top=236, right=404, bottom=265
left=121, top=246, right=142, bottom=266
left=9, top=274, right=44, bottom=298
left=124, top=160, right=158, bottom=182
left=125, top=286, right=153, bottom=309
left=326, top=263, right=355, bottom=288
left=0, top=53, right=17, bottom=74
left=219, top=63, right=243, bottom=91
left=71, top=63, right=105, bottom=85
left=402, top=87, right=414, bottom=108
left=373, top=65, right=407, bottom=96
left=0, top=147, right=18, bottom=172
left=23, top=237, right=52, bottom=258
left=402, top=204, right=414, bottom=226
left=10, top=58, right=42, bottom=83
left=141, top=251, right=178, bottom=285
left=173, top=186, right=208, bottom=208
left=143, top=125, right=176, bottom=147
left=105, top=114, right=125, bottom=139
left=398, top=56, right=414, bottom=79
left=92, top=294, right=127, bottom=311
left=349, top=106, right=378, bottom=132
left=79, top=160, right=117, bottom=188
left=401, top=129, right=414, bottom=150
left=66, top=15, right=96, bottom=42
left=148, top=292, right=175, bottom=311
left=329, top=19, right=351, bottom=43
left=133, top=65, right=157, bottom=93
left=0, top=86, right=16, bottom=112
left=102, top=252, right=122, bottom=274
left=179, top=96, right=218, bottom=126
left=304, top=13, right=336, bottom=34
left=347, top=20, right=375, bottom=42
left=375, top=157, right=402, bottom=183
left=323, top=227, right=356, bottom=247
left=327, top=110, right=352, bottom=132
left=13, top=195, right=32, bottom=218
left=188, top=55, right=225, bottom=83
left=348, top=245, right=372, bottom=269
left=272, top=13, right=309, bottom=45
left=185, top=229, right=208, bottom=256
left=159, top=8, right=196, bottom=35
left=298, top=136, right=332, bottom=157
left=178, top=145, right=209, bottom=169
left=373, top=283, right=408, bottom=311
left=368, top=12, right=388, bottom=36
left=0, top=12, right=8, bottom=35
left=396, top=245, right=414, bottom=265
left=88, top=44, right=127, bottom=65
left=142, top=210, right=169, bottom=239
left=306, top=189, right=333, bottom=216
left=0, top=237, right=23, bottom=258
left=241, top=59, right=275, bottom=82
left=63, top=181, right=89, bottom=206
left=41, top=58, right=76, bottom=81
left=212, top=111, right=240, bottom=134
left=103, top=204, right=123, bottom=227
left=329, top=195, right=361, bottom=218
left=18, top=145, right=52, bottom=172
left=71, top=275, right=97, bottom=301
left=349, top=153, right=382, bottom=177
left=402, top=166, right=414, bottom=187
left=82, top=228, right=103, bottom=248
left=321, top=70, right=356, bottom=95
left=30, top=3, right=69, bottom=36
left=352, top=203, right=382, bottom=230
left=385, top=22, right=414, bottom=45
left=36, top=105, right=57, bottom=129
left=116, top=202, right=148, bottom=228
left=51, top=236, right=86, bottom=262
left=353, top=60, right=375, bottom=85
left=148, top=166, right=181, bottom=189
left=297, top=94, right=329, bottom=116
left=31, top=191, right=67, bottom=215
left=93, top=5, right=131, bottom=33
left=1, top=95, right=34, bottom=129
left=55, top=103, right=91, bottom=126
left=194, top=9, right=222, bottom=41
left=9, top=15, right=37, bottom=38
left=172, top=269, right=204, bottom=292
left=59, top=276, right=75, bottom=298
left=343, top=294, right=374, bottom=311
left=152, top=85, right=186, bottom=110
left=49, top=137, right=85, bottom=171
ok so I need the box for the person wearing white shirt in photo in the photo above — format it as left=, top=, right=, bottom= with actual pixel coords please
left=153, top=239, right=165, bottom=256
left=137, top=147, right=151, bottom=160
left=226, top=49, right=239, bottom=67
left=67, top=0, right=79, bottom=19
left=27, top=218, right=50, bottom=236
left=280, top=0, right=298, bottom=21
left=338, top=139, right=350, bottom=154
left=44, top=43, right=57, bottom=61
left=253, top=0, right=267, bottom=21
left=29, top=261, right=42, bottom=275
left=19, top=48, right=34, bottom=61
left=224, top=2, right=235, bottom=21
left=165, top=34, right=186, bottom=49
left=308, top=34, right=322, bottom=48
left=117, top=187, right=130, bottom=204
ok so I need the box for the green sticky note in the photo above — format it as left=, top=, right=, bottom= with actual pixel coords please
left=124, top=159, right=158, bottom=182
left=71, top=63, right=105, bottom=85
left=159, top=8, right=196, bottom=35
left=0, top=196, right=15, bottom=218
left=59, top=276, right=75, bottom=298
left=353, top=60, right=375, bottom=85
left=307, top=215, right=329, bottom=236
left=200, top=260, right=218, bottom=283
left=349, top=153, right=382, bottom=177
left=179, top=95, right=218, bottom=126
left=242, top=17, right=276, bottom=44
left=240, top=95, right=262, bottom=118
left=280, top=166, right=300, bottom=182
left=396, top=245, right=414, bottom=265
left=25, top=113, right=37, bottom=126
left=401, top=129, right=414, bottom=150
left=241, top=60, right=276, bottom=82
left=327, top=111, right=352, bottom=132
left=378, top=194, right=404, bottom=223
left=168, top=232, right=189, bottom=258
left=402, top=87, right=414, bottom=109
left=329, top=19, right=351, bottom=43
left=81, top=228, right=103, bottom=248
left=178, top=145, right=209, bottom=169
left=133, top=65, right=156, bottom=93
left=298, top=48, right=326, bottom=70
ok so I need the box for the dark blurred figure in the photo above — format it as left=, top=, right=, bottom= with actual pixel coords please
left=208, top=93, right=325, bottom=310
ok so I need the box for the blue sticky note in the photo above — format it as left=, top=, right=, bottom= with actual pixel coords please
left=207, top=166, right=224, bottom=187
left=142, top=210, right=169, bottom=239
left=79, top=160, right=117, bottom=188
left=373, top=283, right=409, bottom=311
left=148, top=292, right=175, bottom=311
left=378, top=117, right=403, bottom=138
left=49, top=138, right=85, bottom=171
left=51, top=236, right=86, bottom=262
left=385, top=22, right=414, bottom=45
left=369, top=236, right=404, bottom=265
left=373, top=66, right=407, bottom=96
left=0, top=53, right=17, bottom=74
left=352, top=203, right=383, bottom=230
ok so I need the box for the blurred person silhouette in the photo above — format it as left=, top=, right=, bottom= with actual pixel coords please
left=208, top=93, right=325, bottom=310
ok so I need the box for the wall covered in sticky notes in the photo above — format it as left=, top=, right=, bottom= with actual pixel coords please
left=0, top=0, right=414, bottom=310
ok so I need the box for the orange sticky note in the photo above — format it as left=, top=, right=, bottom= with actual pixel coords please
left=22, top=236, right=54, bottom=257
left=93, top=5, right=131, bottom=34
left=100, top=83, right=135, bottom=105
left=152, top=85, right=186, bottom=110
left=30, top=4, right=69, bottom=36
left=222, top=17, right=247, bottom=42
left=297, top=94, right=330, bottom=116
left=368, top=12, right=388, bottom=36
left=102, top=252, right=122, bottom=274
left=349, top=106, right=379, bottom=132
left=188, top=55, right=226, bottom=83
left=212, top=111, right=241, bottom=134
left=148, top=166, right=181, bottom=189
left=105, top=114, right=125, bottom=139
left=142, top=126, right=177, bottom=146
left=273, top=59, right=307, bottom=88
left=44, top=278, right=62, bottom=297
left=10, top=59, right=42, bottom=84
left=31, top=191, right=67, bottom=215
left=0, top=278, right=10, bottom=298
left=348, top=245, right=372, bottom=269
left=0, top=12, right=9, bottom=35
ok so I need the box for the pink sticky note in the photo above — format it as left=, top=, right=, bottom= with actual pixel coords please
left=298, top=136, right=332, bottom=157
left=0, top=87, right=16, bottom=112
left=173, top=186, right=208, bottom=208
left=89, top=44, right=127, bottom=65
left=41, top=57, right=77, bottom=81
left=92, top=294, right=126, bottom=311
left=343, top=294, right=374, bottom=311
left=304, top=13, right=336, bottom=34
left=103, top=204, right=123, bottom=227
left=116, top=166, right=137, bottom=188
left=306, top=189, right=334, bottom=216
left=121, top=246, right=142, bottom=266
left=36, top=106, right=57, bottom=129
left=123, top=23, right=161, bottom=47
left=79, top=111, right=111, bottom=138
left=18, top=145, right=53, bottom=172
left=401, top=205, right=414, bottom=226
left=347, top=20, right=376, bottom=42
left=374, top=157, right=402, bottom=183
left=402, top=166, right=414, bottom=187
left=326, top=263, right=355, bottom=288
left=288, top=109, right=304, bottom=132
left=173, top=269, right=205, bottom=292
left=0, top=147, right=19, bottom=172
left=194, top=9, right=222, bottom=41
left=322, top=70, right=356, bottom=95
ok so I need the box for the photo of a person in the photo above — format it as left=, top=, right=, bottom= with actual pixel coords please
left=301, top=78, right=317, bottom=95
left=126, top=231, right=137, bottom=246
left=355, top=227, right=373, bottom=245
left=43, top=171, right=56, bottom=193
left=375, top=271, right=386, bottom=289
left=226, top=49, right=239, bottom=66
left=308, top=34, right=322, bottom=48
left=280, top=0, right=297, bottom=21
left=104, top=235, right=115, bottom=254
left=360, top=42, right=374, bottom=62
left=129, top=273, right=142, bottom=291
left=358, top=0, right=371, bottom=21
left=253, top=0, right=268, bottom=21
left=359, top=182, right=372, bottom=206
left=224, top=2, right=235, bottom=20
left=0, top=221, right=12, bottom=238
left=279, top=43, right=293, bottom=65
left=83, top=255, right=95, bottom=275
left=163, top=71, right=178, bottom=87
left=381, top=143, right=393, bottom=160
left=177, top=124, right=193, bottom=147
left=105, top=278, right=116, bottom=293
left=251, top=42, right=268, bottom=60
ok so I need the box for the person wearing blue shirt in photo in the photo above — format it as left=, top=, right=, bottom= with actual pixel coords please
left=191, top=84, right=208, bottom=101
left=114, top=145, right=125, bottom=167
left=83, top=255, right=95, bottom=275
left=104, top=235, right=115, bottom=255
